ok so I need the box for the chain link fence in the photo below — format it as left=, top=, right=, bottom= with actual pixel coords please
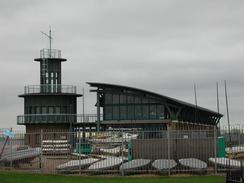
left=0, top=127, right=243, bottom=175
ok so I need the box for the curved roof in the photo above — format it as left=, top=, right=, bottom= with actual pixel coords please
left=87, top=82, right=223, bottom=117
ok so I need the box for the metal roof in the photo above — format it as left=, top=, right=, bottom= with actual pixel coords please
left=87, top=82, right=223, bottom=117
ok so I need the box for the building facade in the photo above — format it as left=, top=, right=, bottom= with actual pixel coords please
left=88, top=82, right=223, bottom=131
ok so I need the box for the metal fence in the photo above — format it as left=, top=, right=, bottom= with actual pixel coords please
left=0, top=127, right=243, bottom=175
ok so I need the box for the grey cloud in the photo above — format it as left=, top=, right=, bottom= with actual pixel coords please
left=0, top=0, right=244, bottom=129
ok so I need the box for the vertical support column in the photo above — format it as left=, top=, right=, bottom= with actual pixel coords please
left=40, top=129, right=43, bottom=171
left=167, top=124, right=171, bottom=176
left=121, top=129, right=124, bottom=176
left=78, top=128, right=81, bottom=174
left=214, top=126, right=217, bottom=174
left=96, top=91, right=100, bottom=131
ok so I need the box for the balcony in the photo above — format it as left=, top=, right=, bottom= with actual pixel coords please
left=40, top=49, right=61, bottom=59
left=17, top=114, right=100, bottom=125
left=23, top=85, right=77, bottom=95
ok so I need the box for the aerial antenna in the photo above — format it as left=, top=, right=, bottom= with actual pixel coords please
left=41, top=26, right=53, bottom=56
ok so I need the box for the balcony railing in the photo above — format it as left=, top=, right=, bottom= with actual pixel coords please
left=40, top=49, right=61, bottom=59
left=17, top=114, right=102, bottom=125
left=24, top=85, right=77, bottom=94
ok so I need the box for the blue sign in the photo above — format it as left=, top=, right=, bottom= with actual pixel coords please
left=3, top=130, right=15, bottom=138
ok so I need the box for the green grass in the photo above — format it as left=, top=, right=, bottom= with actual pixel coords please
left=0, top=171, right=225, bottom=183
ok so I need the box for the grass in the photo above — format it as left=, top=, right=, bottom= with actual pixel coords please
left=0, top=171, right=225, bottom=183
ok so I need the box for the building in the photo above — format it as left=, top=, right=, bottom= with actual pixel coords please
left=17, top=35, right=223, bottom=135
left=17, top=46, right=82, bottom=136
left=88, top=82, right=223, bottom=131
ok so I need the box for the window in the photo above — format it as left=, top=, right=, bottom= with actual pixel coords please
left=127, top=105, right=135, bottom=120
left=120, top=94, right=127, bottom=104
left=157, top=105, right=165, bottom=119
left=127, top=95, right=134, bottom=104
left=48, top=107, right=54, bottom=114
left=149, top=104, right=157, bottom=119
left=142, top=105, right=149, bottom=119
left=113, top=106, right=119, bottom=120
left=113, top=94, right=119, bottom=104
left=105, top=93, right=113, bottom=104
left=55, top=107, right=60, bottom=114
left=142, top=97, right=148, bottom=104
left=42, top=107, right=47, bottom=114
left=120, top=105, right=127, bottom=120
left=36, top=107, right=41, bottom=114
left=135, top=105, right=142, bottom=119
left=105, top=106, right=113, bottom=120
left=135, top=97, right=141, bottom=104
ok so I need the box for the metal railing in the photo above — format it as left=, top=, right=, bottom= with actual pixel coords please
left=40, top=49, right=61, bottom=59
left=17, top=114, right=101, bottom=125
left=24, top=85, right=77, bottom=94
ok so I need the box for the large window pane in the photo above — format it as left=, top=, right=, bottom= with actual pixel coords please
left=113, top=94, right=119, bottom=104
left=42, top=107, right=47, bottom=114
left=127, top=95, right=134, bottom=104
left=55, top=107, right=60, bottom=114
left=48, top=106, right=54, bottom=114
left=135, top=97, right=141, bottom=104
left=157, top=105, right=165, bottom=119
left=142, top=105, right=149, bottom=119
left=105, top=93, right=113, bottom=104
left=120, top=94, right=127, bottom=104
left=120, top=105, right=127, bottom=120
left=149, top=104, right=157, bottom=119
left=36, top=107, right=41, bottom=114
left=142, top=98, right=148, bottom=104
left=127, top=105, right=134, bottom=120
left=105, top=106, right=112, bottom=120
left=113, top=106, right=119, bottom=120
left=135, top=105, right=142, bottom=120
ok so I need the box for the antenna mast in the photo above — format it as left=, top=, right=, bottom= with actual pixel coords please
left=41, top=26, right=53, bottom=57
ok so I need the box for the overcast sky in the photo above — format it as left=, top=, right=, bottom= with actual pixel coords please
left=0, top=0, right=243, bottom=130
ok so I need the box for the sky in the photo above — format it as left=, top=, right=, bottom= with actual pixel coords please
left=0, top=0, right=243, bottom=130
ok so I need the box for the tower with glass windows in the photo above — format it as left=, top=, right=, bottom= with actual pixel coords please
left=17, top=32, right=81, bottom=137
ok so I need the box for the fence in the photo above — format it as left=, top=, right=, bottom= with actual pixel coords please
left=0, top=127, right=243, bottom=176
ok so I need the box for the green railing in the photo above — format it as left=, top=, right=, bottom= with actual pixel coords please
left=17, top=114, right=100, bottom=125
left=24, top=85, right=77, bottom=94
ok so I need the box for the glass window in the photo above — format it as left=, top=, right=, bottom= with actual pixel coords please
left=120, top=94, right=127, bottom=104
left=31, top=106, right=35, bottom=114
left=142, top=98, right=148, bottom=104
left=149, top=104, right=157, bottom=119
left=135, top=97, right=141, bottom=104
left=105, top=106, right=112, bottom=120
left=127, top=95, right=134, bottom=104
left=142, top=105, right=149, bottom=119
left=120, top=105, right=127, bottom=120
left=105, top=93, right=113, bottom=104
left=36, top=107, right=41, bottom=114
left=157, top=105, right=165, bottom=119
left=48, top=107, right=54, bottom=114
left=135, top=105, right=142, bottom=120
left=113, top=106, right=119, bottom=120
left=42, top=107, right=47, bottom=114
left=55, top=107, right=60, bottom=114
left=127, top=105, right=135, bottom=120
left=113, top=94, right=119, bottom=104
